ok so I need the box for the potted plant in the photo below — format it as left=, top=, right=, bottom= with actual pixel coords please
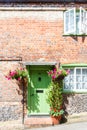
left=47, top=67, right=70, bottom=125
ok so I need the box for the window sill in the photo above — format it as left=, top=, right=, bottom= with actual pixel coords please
left=63, top=91, right=87, bottom=94
left=63, top=34, right=87, bottom=36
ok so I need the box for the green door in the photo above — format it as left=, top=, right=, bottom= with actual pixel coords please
left=28, top=66, right=51, bottom=115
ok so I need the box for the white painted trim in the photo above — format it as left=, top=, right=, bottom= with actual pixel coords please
left=0, top=7, right=66, bottom=11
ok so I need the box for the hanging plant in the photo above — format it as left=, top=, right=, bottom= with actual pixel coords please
left=47, top=67, right=70, bottom=81
left=6, top=67, right=28, bottom=81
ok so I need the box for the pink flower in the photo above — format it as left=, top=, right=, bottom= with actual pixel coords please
left=66, top=69, right=70, bottom=74
left=58, top=70, right=62, bottom=75
left=7, top=77, right=11, bottom=80
left=20, top=68, right=23, bottom=70
left=5, top=76, right=11, bottom=80
left=52, top=75, right=56, bottom=79
left=48, top=71, right=53, bottom=75
left=9, top=71, right=17, bottom=77
left=17, top=77, right=21, bottom=81
left=53, top=68, right=56, bottom=73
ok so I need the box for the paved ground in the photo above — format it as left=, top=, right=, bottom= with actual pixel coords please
left=0, top=121, right=87, bottom=130
left=0, top=120, right=24, bottom=130
left=0, top=113, right=87, bottom=130
left=29, top=122, right=87, bottom=130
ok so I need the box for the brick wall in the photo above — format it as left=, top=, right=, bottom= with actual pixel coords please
left=0, top=61, right=22, bottom=121
left=0, top=7, right=87, bottom=121
left=0, top=9, right=87, bottom=63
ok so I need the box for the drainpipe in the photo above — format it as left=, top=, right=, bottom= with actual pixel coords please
left=22, top=78, right=25, bottom=124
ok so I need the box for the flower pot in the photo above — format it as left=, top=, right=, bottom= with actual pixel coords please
left=51, top=115, right=62, bottom=125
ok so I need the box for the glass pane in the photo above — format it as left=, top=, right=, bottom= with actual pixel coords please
left=80, top=7, right=87, bottom=34
left=64, top=82, right=69, bottom=89
left=76, top=69, right=81, bottom=75
left=76, top=76, right=82, bottom=82
left=76, top=83, right=82, bottom=89
left=69, top=76, right=74, bottom=82
left=76, top=14, right=80, bottom=34
left=69, top=83, right=74, bottom=89
left=64, top=76, right=69, bottom=82
left=64, top=68, right=74, bottom=91
left=69, top=10, right=74, bottom=30
left=70, top=69, right=74, bottom=75
left=82, top=83, right=87, bottom=89
left=82, top=69, right=87, bottom=75
left=65, top=12, right=69, bottom=32
left=82, top=76, right=87, bottom=82
left=64, top=82, right=74, bottom=90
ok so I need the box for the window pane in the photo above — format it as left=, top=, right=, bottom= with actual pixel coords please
left=64, top=8, right=76, bottom=34
left=65, top=12, right=69, bottom=32
left=76, top=14, right=80, bottom=34
left=64, top=82, right=69, bottom=89
left=64, top=76, right=69, bottom=82
left=64, top=82, right=74, bottom=90
left=70, top=10, right=74, bottom=30
left=82, top=76, right=87, bottom=82
left=80, top=7, right=87, bottom=34
left=82, top=83, right=87, bottom=89
left=76, top=83, right=82, bottom=89
left=69, top=83, right=74, bottom=89
left=69, top=76, right=74, bottom=82
left=76, top=76, right=82, bottom=82
left=70, top=69, right=74, bottom=75
left=76, top=69, right=81, bottom=74
left=64, top=68, right=74, bottom=91
left=82, top=69, right=87, bottom=75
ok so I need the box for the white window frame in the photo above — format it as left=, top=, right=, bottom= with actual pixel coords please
left=64, top=7, right=87, bottom=35
left=80, top=7, right=87, bottom=34
left=64, top=8, right=76, bottom=35
left=64, top=67, right=87, bottom=93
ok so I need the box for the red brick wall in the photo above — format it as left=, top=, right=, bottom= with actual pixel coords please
left=0, top=10, right=87, bottom=64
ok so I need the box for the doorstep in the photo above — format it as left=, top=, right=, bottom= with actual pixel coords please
left=24, top=116, right=53, bottom=128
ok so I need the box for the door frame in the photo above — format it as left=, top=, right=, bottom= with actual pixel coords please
left=27, top=65, right=53, bottom=115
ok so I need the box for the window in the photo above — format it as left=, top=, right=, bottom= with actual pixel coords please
left=64, top=7, right=87, bottom=35
left=64, top=67, right=87, bottom=92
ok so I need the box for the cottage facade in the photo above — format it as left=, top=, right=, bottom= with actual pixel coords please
left=0, top=0, right=87, bottom=126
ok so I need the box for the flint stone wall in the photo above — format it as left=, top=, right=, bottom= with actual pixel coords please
left=63, top=94, right=87, bottom=115
left=0, top=102, right=22, bottom=121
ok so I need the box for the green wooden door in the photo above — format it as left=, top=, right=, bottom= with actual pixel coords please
left=28, top=66, right=51, bottom=115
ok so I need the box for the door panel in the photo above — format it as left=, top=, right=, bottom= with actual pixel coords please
left=28, top=68, right=51, bottom=114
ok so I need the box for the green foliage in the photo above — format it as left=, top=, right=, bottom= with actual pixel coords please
left=47, top=79, right=64, bottom=116
left=46, top=67, right=70, bottom=117
left=50, top=109, right=64, bottom=117
left=47, top=80, right=63, bottom=110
